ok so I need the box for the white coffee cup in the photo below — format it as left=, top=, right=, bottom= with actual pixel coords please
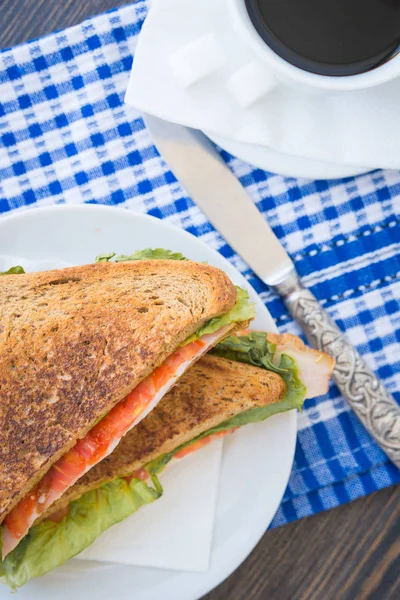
left=228, top=0, right=400, bottom=94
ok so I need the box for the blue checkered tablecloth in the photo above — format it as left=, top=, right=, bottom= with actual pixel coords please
left=0, top=1, right=399, bottom=527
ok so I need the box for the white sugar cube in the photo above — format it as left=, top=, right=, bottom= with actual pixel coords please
left=227, top=61, right=278, bottom=108
left=169, top=33, right=226, bottom=88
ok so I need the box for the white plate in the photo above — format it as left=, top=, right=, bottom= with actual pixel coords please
left=207, top=131, right=369, bottom=180
left=0, top=205, right=296, bottom=600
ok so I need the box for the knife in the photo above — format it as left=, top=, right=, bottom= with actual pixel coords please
left=144, top=114, right=400, bottom=468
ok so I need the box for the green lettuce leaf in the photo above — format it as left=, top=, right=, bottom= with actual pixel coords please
left=147, top=332, right=306, bottom=476
left=94, top=249, right=255, bottom=341
left=0, top=477, right=161, bottom=590
left=183, top=287, right=255, bottom=344
left=0, top=266, right=25, bottom=275
left=95, top=252, right=116, bottom=262
left=95, top=248, right=187, bottom=263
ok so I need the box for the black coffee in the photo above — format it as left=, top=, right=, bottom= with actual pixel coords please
left=245, top=0, right=400, bottom=76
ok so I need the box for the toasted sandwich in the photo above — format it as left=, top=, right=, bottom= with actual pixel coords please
left=0, top=253, right=254, bottom=559
left=0, top=331, right=334, bottom=588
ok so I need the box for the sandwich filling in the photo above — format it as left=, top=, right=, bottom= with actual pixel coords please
left=1, top=324, right=234, bottom=558
left=0, top=331, right=334, bottom=589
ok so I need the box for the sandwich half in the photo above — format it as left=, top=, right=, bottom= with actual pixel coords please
left=0, top=252, right=254, bottom=558
left=0, top=331, right=334, bottom=588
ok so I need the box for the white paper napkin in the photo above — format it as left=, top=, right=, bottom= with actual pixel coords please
left=0, top=252, right=224, bottom=573
left=77, top=440, right=223, bottom=571
left=126, top=0, right=400, bottom=170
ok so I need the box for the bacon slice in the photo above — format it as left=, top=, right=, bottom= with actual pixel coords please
left=266, top=332, right=335, bottom=398
left=2, top=324, right=233, bottom=559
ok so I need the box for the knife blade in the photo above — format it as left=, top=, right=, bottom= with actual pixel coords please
left=145, top=114, right=400, bottom=468
left=143, top=114, right=292, bottom=286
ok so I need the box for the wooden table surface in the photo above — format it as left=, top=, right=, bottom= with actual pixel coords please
left=1, top=1, right=399, bottom=598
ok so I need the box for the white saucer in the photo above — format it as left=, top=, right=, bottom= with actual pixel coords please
left=128, top=0, right=391, bottom=179
left=206, top=131, right=370, bottom=180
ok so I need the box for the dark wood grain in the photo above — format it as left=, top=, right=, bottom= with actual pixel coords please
left=204, top=485, right=400, bottom=600
left=0, top=2, right=399, bottom=599
left=0, top=0, right=129, bottom=48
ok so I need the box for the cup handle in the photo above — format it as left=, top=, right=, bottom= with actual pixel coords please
left=226, top=60, right=279, bottom=107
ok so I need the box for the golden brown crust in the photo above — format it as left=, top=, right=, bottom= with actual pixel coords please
left=40, top=355, right=285, bottom=521
left=0, top=260, right=237, bottom=522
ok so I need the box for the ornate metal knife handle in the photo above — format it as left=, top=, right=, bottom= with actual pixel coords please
left=271, top=269, right=400, bottom=468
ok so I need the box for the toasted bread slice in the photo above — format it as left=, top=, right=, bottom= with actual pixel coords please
left=41, top=355, right=285, bottom=521
left=0, top=260, right=236, bottom=522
